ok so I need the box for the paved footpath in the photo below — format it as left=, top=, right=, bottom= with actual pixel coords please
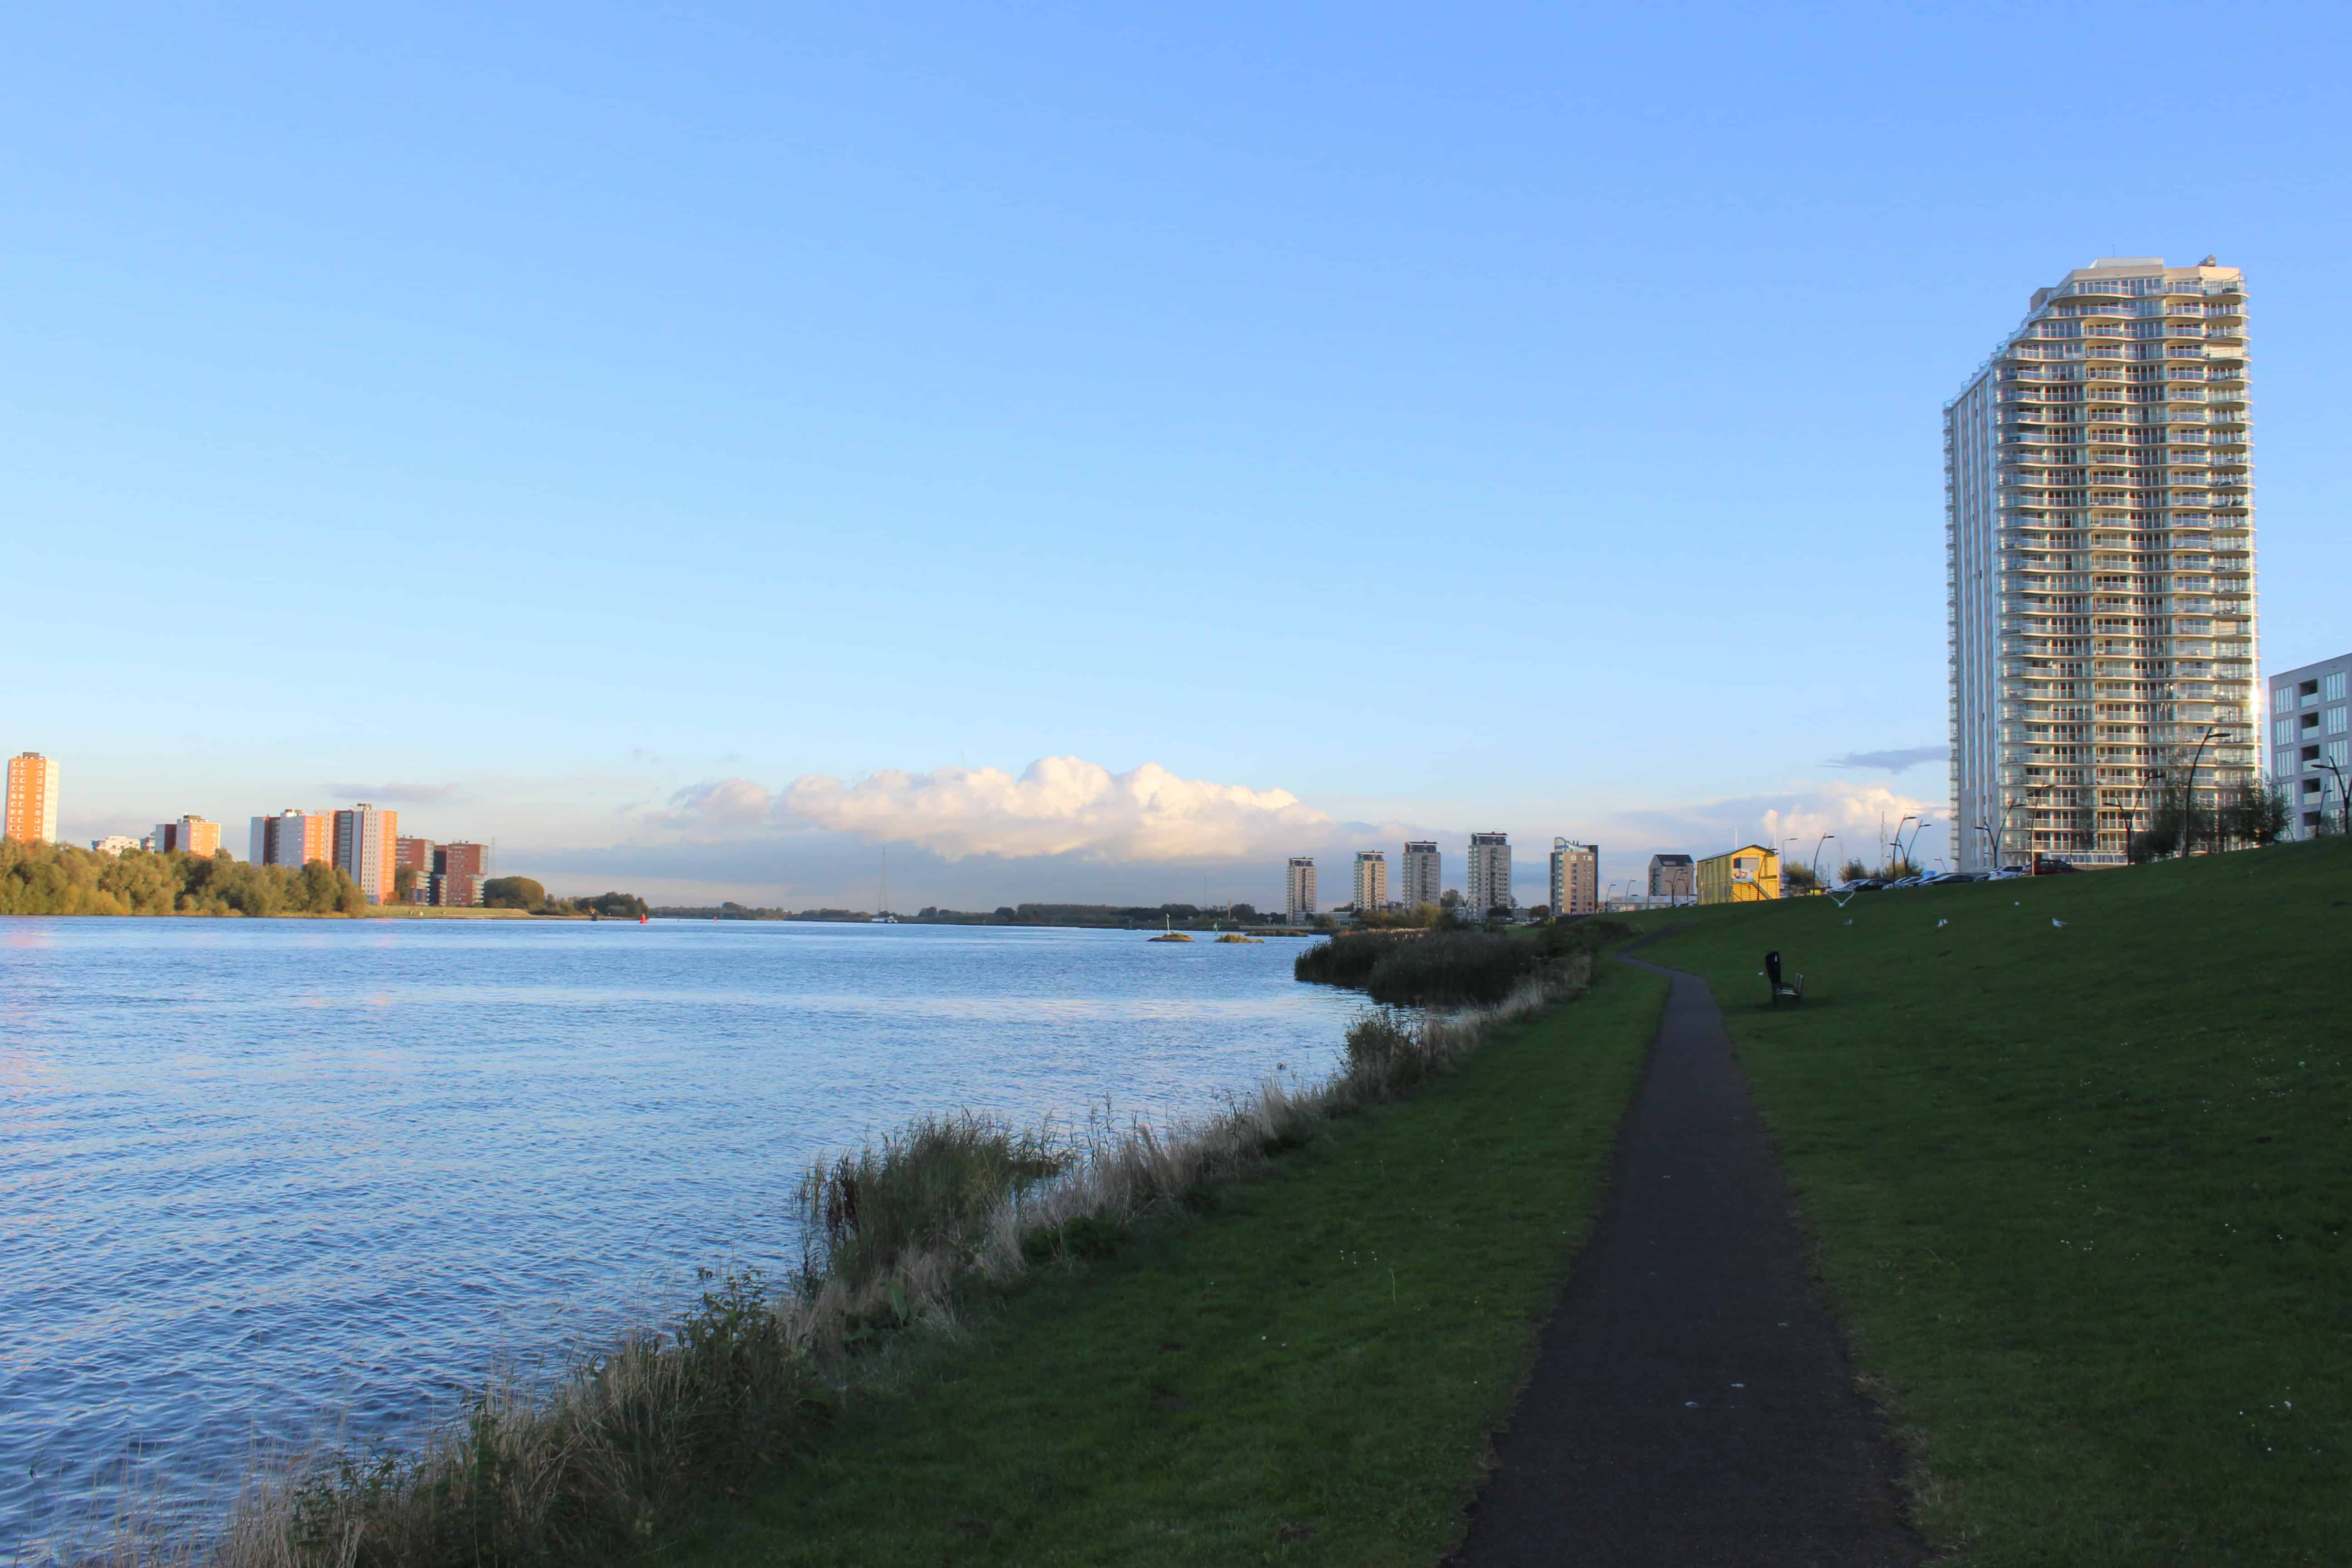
left=1449, top=949, right=1922, bottom=1568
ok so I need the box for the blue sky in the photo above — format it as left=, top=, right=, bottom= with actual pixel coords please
left=6, top=1, right=2348, bottom=904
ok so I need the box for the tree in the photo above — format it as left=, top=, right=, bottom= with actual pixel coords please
left=483, top=876, right=547, bottom=911
left=1839, top=858, right=1872, bottom=882
left=393, top=865, right=420, bottom=901
left=1228, top=902, right=1258, bottom=923
left=1438, top=888, right=1460, bottom=910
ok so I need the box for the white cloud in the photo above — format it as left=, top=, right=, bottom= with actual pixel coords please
left=776, top=757, right=1340, bottom=862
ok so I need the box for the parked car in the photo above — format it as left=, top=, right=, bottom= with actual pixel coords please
left=1990, top=865, right=2029, bottom=880
left=1838, top=879, right=1886, bottom=893
left=2034, top=856, right=2082, bottom=875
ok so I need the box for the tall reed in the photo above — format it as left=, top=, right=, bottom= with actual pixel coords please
left=112, top=951, right=1594, bottom=1568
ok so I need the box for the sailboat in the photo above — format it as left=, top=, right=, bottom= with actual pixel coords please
left=870, top=845, right=898, bottom=922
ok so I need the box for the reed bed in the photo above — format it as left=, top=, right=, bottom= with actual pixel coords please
left=96, top=951, right=1593, bottom=1568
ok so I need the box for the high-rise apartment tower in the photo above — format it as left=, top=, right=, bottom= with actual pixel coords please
left=1549, top=838, right=1598, bottom=916
left=251, top=810, right=332, bottom=868
left=5, top=752, right=59, bottom=843
left=1285, top=857, right=1317, bottom=923
left=1351, top=850, right=1388, bottom=913
left=334, top=803, right=400, bottom=904
left=1947, top=257, right=2255, bottom=870
left=1398, top=841, right=1441, bottom=908
left=1465, top=832, right=1512, bottom=918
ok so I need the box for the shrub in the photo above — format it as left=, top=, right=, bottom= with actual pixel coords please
left=798, top=1112, right=1068, bottom=1297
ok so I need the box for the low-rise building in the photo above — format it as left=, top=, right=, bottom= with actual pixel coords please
left=1465, top=832, right=1512, bottom=920
left=154, top=815, right=222, bottom=856
left=1647, top=853, right=1695, bottom=902
left=1285, top=856, right=1317, bottom=923
left=1549, top=838, right=1599, bottom=916
left=1696, top=844, right=1780, bottom=905
left=90, top=834, right=141, bottom=857
left=2269, top=653, right=2352, bottom=840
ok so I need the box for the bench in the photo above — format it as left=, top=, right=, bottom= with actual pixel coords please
left=1765, top=949, right=1804, bottom=1007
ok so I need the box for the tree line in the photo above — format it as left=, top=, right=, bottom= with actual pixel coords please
left=0, top=841, right=368, bottom=916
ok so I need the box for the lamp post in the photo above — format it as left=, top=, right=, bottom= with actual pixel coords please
left=2318, top=755, right=2352, bottom=840
left=1999, top=784, right=2052, bottom=871
left=1889, top=815, right=1919, bottom=875
left=2182, top=726, right=2234, bottom=858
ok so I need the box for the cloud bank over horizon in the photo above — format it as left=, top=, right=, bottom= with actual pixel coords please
left=502, top=755, right=1949, bottom=906
left=656, top=757, right=1351, bottom=864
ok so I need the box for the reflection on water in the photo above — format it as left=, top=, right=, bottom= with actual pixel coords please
left=0, top=917, right=1352, bottom=1553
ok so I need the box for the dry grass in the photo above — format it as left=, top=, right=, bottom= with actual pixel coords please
left=95, top=952, right=1592, bottom=1568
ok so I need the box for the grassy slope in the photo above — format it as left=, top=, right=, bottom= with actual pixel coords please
left=1630, top=841, right=2352, bottom=1565
left=682, top=965, right=1667, bottom=1567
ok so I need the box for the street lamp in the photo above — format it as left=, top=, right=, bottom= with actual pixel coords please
left=2319, top=755, right=2352, bottom=840
left=1811, top=833, right=1838, bottom=888
left=1998, top=784, right=2052, bottom=871
left=2182, top=726, right=2236, bottom=858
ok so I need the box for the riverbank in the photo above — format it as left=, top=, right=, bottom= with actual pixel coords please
left=669, top=958, right=1664, bottom=1565
left=162, top=947, right=1651, bottom=1566
left=1621, top=838, right=2352, bottom=1563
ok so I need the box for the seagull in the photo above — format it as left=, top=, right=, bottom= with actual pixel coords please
left=2052, top=917, right=2068, bottom=928
left=1936, top=918, right=1948, bottom=928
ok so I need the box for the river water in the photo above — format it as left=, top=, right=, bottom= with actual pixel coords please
left=0, top=916, right=1355, bottom=1556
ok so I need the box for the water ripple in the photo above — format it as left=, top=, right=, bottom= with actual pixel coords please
left=0, top=918, right=1352, bottom=1556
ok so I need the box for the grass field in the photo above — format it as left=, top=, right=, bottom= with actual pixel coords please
left=678, top=964, right=1667, bottom=1566
left=1628, top=839, right=2352, bottom=1565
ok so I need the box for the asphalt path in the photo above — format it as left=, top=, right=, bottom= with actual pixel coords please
left=1448, top=945, right=1922, bottom=1567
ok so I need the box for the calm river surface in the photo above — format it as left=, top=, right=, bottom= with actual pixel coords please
left=0, top=916, right=1356, bottom=1555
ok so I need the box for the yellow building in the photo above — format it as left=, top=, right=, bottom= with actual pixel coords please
left=1696, top=844, right=1780, bottom=904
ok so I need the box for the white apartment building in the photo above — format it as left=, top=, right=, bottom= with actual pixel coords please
left=1548, top=838, right=1598, bottom=916
left=1399, top=841, right=1441, bottom=908
left=90, top=835, right=141, bottom=857
left=1285, top=856, right=1317, bottom=923
left=1352, top=850, right=1388, bottom=913
left=2269, top=653, right=2351, bottom=839
left=1465, top=832, right=1511, bottom=918
left=1947, top=257, right=2255, bottom=870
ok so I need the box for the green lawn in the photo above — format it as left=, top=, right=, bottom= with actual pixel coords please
left=680, top=965, right=1667, bottom=1566
left=1629, top=841, right=2352, bottom=1565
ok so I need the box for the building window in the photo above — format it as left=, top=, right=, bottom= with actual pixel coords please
left=2330, top=672, right=2349, bottom=702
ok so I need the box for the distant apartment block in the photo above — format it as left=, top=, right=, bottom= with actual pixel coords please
left=1399, top=841, right=1441, bottom=908
left=154, top=815, right=221, bottom=856
left=1351, top=850, right=1387, bottom=913
left=1947, top=256, right=2255, bottom=871
left=1697, top=844, right=1779, bottom=905
left=396, top=836, right=438, bottom=903
left=1465, top=832, right=1511, bottom=918
left=5, top=752, right=59, bottom=843
left=1648, top=853, right=1695, bottom=901
left=90, top=835, right=142, bottom=857
left=1285, top=857, right=1317, bottom=923
left=333, top=804, right=400, bottom=904
left=1548, top=838, right=1599, bottom=916
left=2270, top=653, right=2352, bottom=839
left=250, top=809, right=332, bottom=869
left=433, top=841, right=490, bottom=907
